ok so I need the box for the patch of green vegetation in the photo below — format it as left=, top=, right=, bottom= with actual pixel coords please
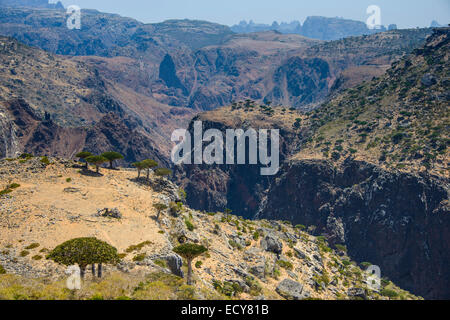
left=125, top=241, right=152, bottom=253
left=335, top=244, right=347, bottom=253
left=228, top=240, right=243, bottom=250
left=133, top=253, right=146, bottom=262
left=0, top=183, right=20, bottom=197
left=20, top=250, right=30, bottom=257
left=40, top=156, right=50, bottom=165
left=380, top=288, right=399, bottom=299
left=276, top=259, right=293, bottom=271
left=25, top=243, right=40, bottom=250
left=154, top=259, right=167, bottom=268
left=184, top=217, right=195, bottom=232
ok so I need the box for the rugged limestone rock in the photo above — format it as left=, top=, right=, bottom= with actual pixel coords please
left=260, top=234, right=283, bottom=255
left=163, top=254, right=184, bottom=278
left=96, top=208, right=122, bottom=219
left=347, top=287, right=367, bottom=300
left=276, top=279, right=310, bottom=300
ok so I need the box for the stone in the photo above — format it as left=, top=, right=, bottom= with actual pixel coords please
left=249, top=264, right=266, bottom=279
left=163, top=254, right=184, bottom=278
left=421, top=73, right=437, bottom=87
left=96, top=208, right=122, bottom=219
left=260, top=234, right=283, bottom=255
left=347, top=287, right=367, bottom=300
left=276, top=279, right=310, bottom=300
left=293, top=247, right=307, bottom=259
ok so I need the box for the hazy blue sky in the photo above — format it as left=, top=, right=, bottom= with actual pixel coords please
left=57, top=0, right=449, bottom=28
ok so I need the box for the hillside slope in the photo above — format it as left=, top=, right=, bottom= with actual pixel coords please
left=0, top=157, right=420, bottom=300
left=0, top=35, right=192, bottom=162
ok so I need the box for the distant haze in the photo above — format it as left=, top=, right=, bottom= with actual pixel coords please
left=55, top=0, right=450, bottom=29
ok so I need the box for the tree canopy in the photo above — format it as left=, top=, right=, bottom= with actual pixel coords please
left=47, top=237, right=119, bottom=268
left=101, top=152, right=124, bottom=169
left=173, top=243, right=207, bottom=261
left=85, top=155, right=108, bottom=173
left=76, top=151, right=93, bottom=168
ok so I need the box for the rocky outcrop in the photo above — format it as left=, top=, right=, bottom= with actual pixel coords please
left=276, top=279, right=310, bottom=300
left=258, top=159, right=449, bottom=299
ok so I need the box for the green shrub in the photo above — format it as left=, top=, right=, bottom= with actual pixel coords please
left=40, top=156, right=50, bottom=165
left=32, top=255, right=42, bottom=261
left=133, top=254, right=146, bottom=262
left=228, top=240, right=243, bottom=250
left=195, top=261, right=203, bottom=269
left=335, top=244, right=347, bottom=253
left=20, top=250, right=30, bottom=257
left=276, top=259, right=293, bottom=270
left=25, top=243, right=40, bottom=250
left=0, top=265, right=6, bottom=274
left=380, top=288, right=399, bottom=299
left=125, top=241, right=152, bottom=253
left=154, top=259, right=167, bottom=268
left=185, top=218, right=195, bottom=231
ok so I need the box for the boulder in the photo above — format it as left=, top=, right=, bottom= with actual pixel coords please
left=421, top=73, right=437, bottom=87
left=276, top=279, right=310, bottom=300
left=96, top=208, right=122, bottom=219
left=260, top=234, right=283, bottom=255
left=249, top=264, right=266, bottom=279
left=347, top=287, right=367, bottom=299
left=163, top=254, right=184, bottom=278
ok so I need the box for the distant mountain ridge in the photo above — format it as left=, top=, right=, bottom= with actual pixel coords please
left=232, top=16, right=392, bottom=40
left=0, top=0, right=63, bottom=9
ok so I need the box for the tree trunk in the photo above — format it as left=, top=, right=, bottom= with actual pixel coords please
left=84, top=161, right=88, bottom=169
left=96, top=165, right=99, bottom=173
left=137, top=170, right=141, bottom=178
left=187, top=259, right=193, bottom=285
left=91, top=264, right=96, bottom=278
left=97, top=263, right=102, bottom=278
left=80, top=265, right=86, bottom=280
left=109, top=161, right=113, bottom=169
left=156, top=210, right=161, bottom=221
left=146, top=169, right=150, bottom=180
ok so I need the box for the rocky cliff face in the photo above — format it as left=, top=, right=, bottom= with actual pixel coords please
left=0, top=98, right=168, bottom=166
left=257, top=159, right=449, bottom=299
